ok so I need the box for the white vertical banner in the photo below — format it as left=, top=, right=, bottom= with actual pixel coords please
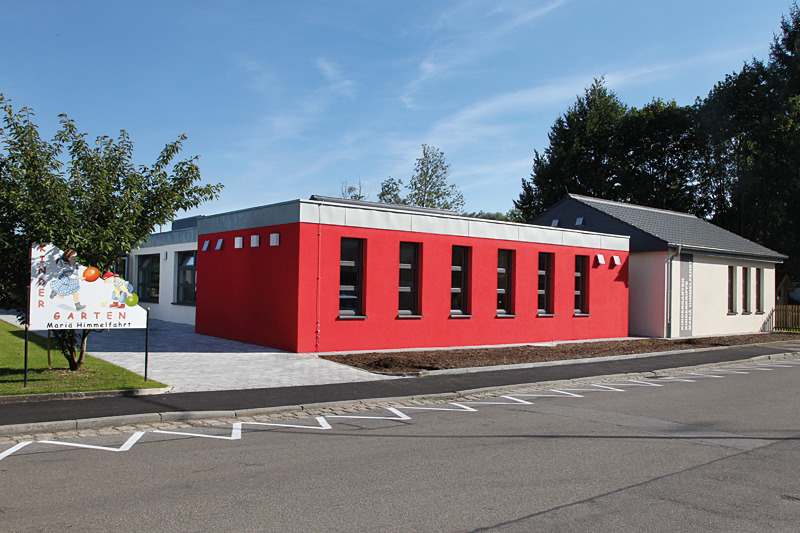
left=29, top=243, right=147, bottom=330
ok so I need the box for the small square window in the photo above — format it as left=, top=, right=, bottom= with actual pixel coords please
left=251, top=235, right=260, bottom=247
left=575, top=217, right=584, bottom=226
left=202, top=240, right=210, bottom=251
left=215, top=239, right=224, bottom=250
left=234, top=237, right=243, bottom=249
left=551, top=219, right=559, bottom=227
left=270, top=233, right=280, bottom=246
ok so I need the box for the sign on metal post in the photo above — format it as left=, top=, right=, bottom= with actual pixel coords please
left=28, top=243, right=147, bottom=330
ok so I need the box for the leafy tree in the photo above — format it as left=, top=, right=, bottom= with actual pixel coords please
left=617, top=99, right=706, bottom=216
left=339, top=178, right=368, bottom=200
left=0, top=95, right=223, bottom=369
left=377, top=177, right=405, bottom=204
left=698, top=3, right=800, bottom=278
left=515, top=78, right=628, bottom=220
left=463, top=208, right=525, bottom=222
left=379, top=145, right=465, bottom=212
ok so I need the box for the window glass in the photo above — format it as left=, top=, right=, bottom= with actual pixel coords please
left=340, top=238, right=364, bottom=316
left=451, top=246, right=470, bottom=315
left=137, top=254, right=160, bottom=303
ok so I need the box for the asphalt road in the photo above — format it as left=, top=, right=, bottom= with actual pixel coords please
left=2, top=359, right=799, bottom=532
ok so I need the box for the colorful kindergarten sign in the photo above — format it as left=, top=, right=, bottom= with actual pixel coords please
left=29, top=243, right=147, bottom=330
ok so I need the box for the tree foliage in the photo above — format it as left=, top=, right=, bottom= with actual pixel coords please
left=379, top=144, right=465, bottom=212
left=0, top=95, right=223, bottom=369
left=515, top=3, right=800, bottom=278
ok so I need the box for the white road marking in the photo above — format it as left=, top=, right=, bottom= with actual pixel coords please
left=328, top=407, right=411, bottom=420
left=398, top=403, right=478, bottom=412
left=38, top=431, right=145, bottom=452
left=2, top=361, right=797, bottom=464
left=0, top=441, right=32, bottom=460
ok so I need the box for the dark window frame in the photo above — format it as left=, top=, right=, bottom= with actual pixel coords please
left=450, top=246, right=471, bottom=316
left=137, top=254, right=160, bottom=303
left=727, top=265, right=737, bottom=314
left=398, top=242, right=421, bottom=316
left=339, top=238, right=365, bottom=317
left=755, top=268, right=764, bottom=313
left=742, top=267, right=750, bottom=314
left=538, top=252, right=554, bottom=315
left=574, top=255, right=589, bottom=315
left=496, top=249, right=514, bottom=316
left=176, top=251, right=197, bottom=305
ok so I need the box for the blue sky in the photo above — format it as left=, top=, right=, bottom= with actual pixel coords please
left=1, top=1, right=794, bottom=218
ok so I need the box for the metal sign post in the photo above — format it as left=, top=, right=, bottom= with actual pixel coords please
left=144, top=308, right=150, bottom=382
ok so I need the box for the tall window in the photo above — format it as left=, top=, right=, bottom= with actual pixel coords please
left=742, top=267, right=750, bottom=313
left=497, top=250, right=513, bottom=315
left=340, top=238, right=364, bottom=316
left=176, top=251, right=197, bottom=304
left=137, top=254, right=160, bottom=303
left=399, top=242, right=420, bottom=316
left=538, top=252, right=554, bottom=315
left=756, top=268, right=764, bottom=313
left=727, top=266, right=736, bottom=314
left=574, top=255, right=588, bottom=314
left=451, top=246, right=470, bottom=315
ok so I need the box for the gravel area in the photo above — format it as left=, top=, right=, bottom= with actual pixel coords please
left=321, top=332, right=800, bottom=373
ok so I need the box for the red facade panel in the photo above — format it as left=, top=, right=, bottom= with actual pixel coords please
left=195, top=223, right=302, bottom=351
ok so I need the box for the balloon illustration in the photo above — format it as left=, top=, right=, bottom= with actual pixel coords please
left=83, top=266, right=101, bottom=282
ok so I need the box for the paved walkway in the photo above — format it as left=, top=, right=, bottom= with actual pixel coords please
left=2, top=313, right=391, bottom=392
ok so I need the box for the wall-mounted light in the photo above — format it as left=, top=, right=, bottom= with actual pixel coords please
left=596, top=254, right=606, bottom=265
left=202, top=240, right=210, bottom=251
left=270, top=233, right=280, bottom=246
left=612, top=255, right=622, bottom=266
left=251, top=235, right=260, bottom=247
left=215, top=239, right=224, bottom=250
left=234, top=237, right=243, bottom=249
left=161, top=251, right=168, bottom=260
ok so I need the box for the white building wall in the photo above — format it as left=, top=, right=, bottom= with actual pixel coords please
left=628, top=252, right=668, bottom=337
left=129, top=241, right=197, bottom=325
left=672, top=254, right=776, bottom=337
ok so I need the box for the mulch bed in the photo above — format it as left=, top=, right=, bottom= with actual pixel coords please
left=321, top=332, right=800, bottom=374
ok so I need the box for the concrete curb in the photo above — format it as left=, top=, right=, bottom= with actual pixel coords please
left=1, top=351, right=797, bottom=439
left=0, top=387, right=172, bottom=405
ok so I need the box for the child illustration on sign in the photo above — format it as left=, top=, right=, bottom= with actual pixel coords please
left=102, top=272, right=134, bottom=308
left=49, top=248, right=87, bottom=310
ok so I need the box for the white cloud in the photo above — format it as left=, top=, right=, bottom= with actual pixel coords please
left=315, top=57, right=357, bottom=99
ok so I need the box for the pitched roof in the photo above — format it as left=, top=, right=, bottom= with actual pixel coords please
left=566, top=194, right=786, bottom=261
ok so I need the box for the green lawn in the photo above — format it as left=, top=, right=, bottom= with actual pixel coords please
left=0, top=320, right=165, bottom=396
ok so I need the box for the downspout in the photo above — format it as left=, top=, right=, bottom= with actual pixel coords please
left=315, top=204, right=322, bottom=352
left=665, top=244, right=682, bottom=338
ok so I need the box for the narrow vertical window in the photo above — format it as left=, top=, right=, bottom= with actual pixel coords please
left=756, top=268, right=763, bottom=313
left=742, top=267, right=750, bottom=313
left=451, top=246, right=470, bottom=316
left=574, top=255, right=588, bottom=314
left=538, top=252, right=554, bottom=315
left=398, top=242, right=420, bottom=316
left=727, top=266, right=736, bottom=314
left=339, top=238, right=364, bottom=316
left=137, top=254, right=160, bottom=303
left=497, top=250, right=513, bottom=315
left=176, top=251, right=197, bottom=304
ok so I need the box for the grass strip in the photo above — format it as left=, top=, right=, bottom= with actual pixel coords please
left=0, top=320, right=165, bottom=396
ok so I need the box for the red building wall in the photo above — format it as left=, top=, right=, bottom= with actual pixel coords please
left=195, top=220, right=628, bottom=353
left=195, top=223, right=302, bottom=352
left=296, top=223, right=629, bottom=353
